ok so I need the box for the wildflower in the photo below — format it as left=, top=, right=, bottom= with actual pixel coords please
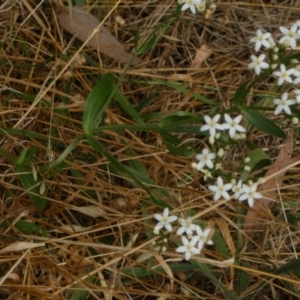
left=279, top=23, right=300, bottom=49
left=201, top=169, right=212, bottom=181
left=176, top=236, right=200, bottom=260
left=232, top=179, right=243, bottom=199
left=292, top=117, right=299, bottom=125
left=249, top=29, right=272, bottom=52
left=217, top=148, right=224, bottom=157
left=208, top=176, right=233, bottom=201
left=239, top=183, right=262, bottom=207
left=273, top=92, right=296, bottom=115
left=195, top=148, right=216, bottom=170
left=248, top=54, right=269, bottom=75
left=179, top=0, right=202, bottom=14
left=153, top=207, right=178, bottom=234
left=195, top=0, right=206, bottom=12
left=273, top=64, right=294, bottom=86
left=294, top=89, right=300, bottom=103
left=222, top=114, right=246, bottom=139
left=192, top=225, right=213, bottom=250
left=177, top=217, right=197, bottom=236
left=293, top=69, right=300, bottom=84
left=200, top=114, right=224, bottom=137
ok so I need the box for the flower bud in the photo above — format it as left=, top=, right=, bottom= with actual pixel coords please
left=217, top=148, right=224, bottom=157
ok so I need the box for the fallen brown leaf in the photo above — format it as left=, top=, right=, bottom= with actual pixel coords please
left=244, top=133, right=293, bottom=236
left=57, top=5, right=143, bottom=66
left=191, top=45, right=213, bottom=68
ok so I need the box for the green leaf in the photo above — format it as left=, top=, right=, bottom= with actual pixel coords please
left=15, top=149, right=47, bottom=210
left=82, top=73, right=114, bottom=133
left=159, top=129, right=193, bottom=156
left=243, top=109, right=286, bottom=138
left=274, top=258, right=300, bottom=277
left=1, top=220, right=49, bottom=237
left=234, top=81, right=249, bottom=109
left=241, top=148, right=271, bottom=180
left=114, top=88, right=144, bottom=124
left=159, top=111, right=202, bottom=128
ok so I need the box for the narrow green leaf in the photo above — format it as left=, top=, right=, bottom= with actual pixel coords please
left=159, top=112, right=202, bottom=128
left=274, top=258, right=300, bottom=277
left=1, top=220, right=50, bottom=237
left=233, top=81, right=249, bottom=109
left=241, top=148, right=271, bottom=180
left=244, top=109, right=286, bottom=138
left=16, top=165, right=47, bottom=210
left=82, top=73, right=114, bottom=133
left=114, top=88, right=144, bottom=124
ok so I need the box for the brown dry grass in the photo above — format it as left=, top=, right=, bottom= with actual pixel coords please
left=1, top=0, right=300, bottom=299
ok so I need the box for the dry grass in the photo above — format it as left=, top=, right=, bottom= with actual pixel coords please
left=1, top=0, right=300, bottom=299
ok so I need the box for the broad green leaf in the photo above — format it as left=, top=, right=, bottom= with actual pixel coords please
left=274, top=258, right=300, bottom=277
left=233, top=81, right=250, bottom=109
left=243, top=109, right=286, bottom=138
left=82, top=73, right=114, bottom=133
left=236, top=270, right=250, bottom=296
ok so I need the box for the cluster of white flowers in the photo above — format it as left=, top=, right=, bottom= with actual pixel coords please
left=248, top=21, right=300, bottom=117
left=177, top=0, right=207, bottom=14
left=200, top=113, right=246, bottom=139
left=153, top=208, right=213, bottom=261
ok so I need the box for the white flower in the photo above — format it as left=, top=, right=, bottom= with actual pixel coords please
left=293, top=68, right=300, bottom=84
left=279, top=23, right=300, bottom=49
left=200, top=114, right=224, bottom=137
left=239, top=183, right=262, bottom=207
left=248, top=54, right=269, bottom=75
left=273, top=64, right=294, bottom=86
left=179, top=0, right=202, bottom=14
left=249, top=29, right=272, bottom=52
left=176, top=236, right=200, bottom=260
left=208, top=176, right=233, bottom=201
left=192, top=225, right=213, bottom=250
left=273, top=92, right=296, bottom=115
left=232, top=180, right=243, bottom=199
left=195, top=148, right=216, bottom=170
left=201, top=169, right=212, bottom=181
left=153, top=207, right=178, bottom=234
left=294, top=89, right=300, bottom=103
left=222, top=114, right=246, bottom=139
left=176, top=217, right=197, bottom=235
left=195, top=0, right=206, bottom=12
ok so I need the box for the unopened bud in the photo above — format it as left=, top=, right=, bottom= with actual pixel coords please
left=292, top=117, right=299, bottom=125
left=209, top=136, right=215, bottom=145
left=217, top=148, right=224, bottom=157
left=244, top=157, right=250, bottom=163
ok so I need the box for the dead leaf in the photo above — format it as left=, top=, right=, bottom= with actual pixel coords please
left=57, top=5, right=143, bottom=66
left=0, top=242, right=45, bottom=254
left=69, top=205, right=104, bottom=218
left=191, top=45, right=213, bottom=68
left=244, top=133, right=293, bottom=236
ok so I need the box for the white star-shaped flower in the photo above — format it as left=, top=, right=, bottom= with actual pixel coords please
left=176, top=236, right=200, bottom=261
left=238, top=183, right=262, bottom=207
left=272, top=64, right=294, bottom=86
left=222, top=114, right=246, bottom=139
left=279, top=23, right=300, bottom=49
left=208, top=176, right=233, bottom=201
left=192, top=225, right=213, bottom=251
left=273, top=92, right=296, bottom=115
left=195, top=0, right=206, bottom=12
left=248, top=54, right=269, bottom=75
left=249, top=29, right=272, bottom=52
left=176, top=217, right=197, bottom=236
left=200, top=114, right=224, bottom=137
left=195, top=148, right=216, bottom=170
left=232, top=180, right=243, bottom=200
left=153, top=207, right=178, bottom=234
left=179, top=0, right=202, bottom=14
